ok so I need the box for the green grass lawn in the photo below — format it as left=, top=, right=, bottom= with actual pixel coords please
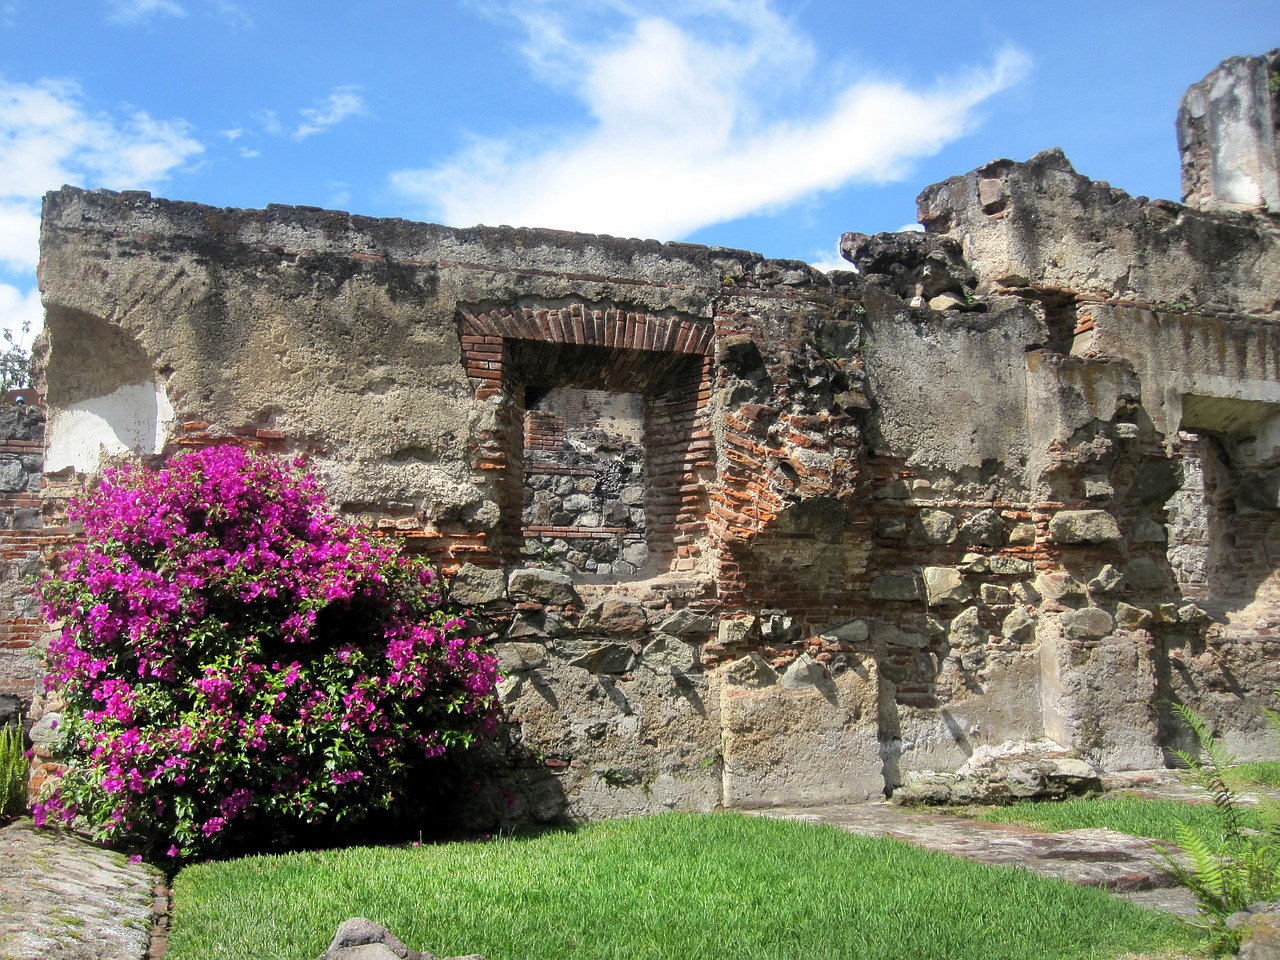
left=1226, top=759, right=1280, bottom=789
left=974, top=794, right=1267, bottom=845
left=167, top=812, right=1199, bottom=960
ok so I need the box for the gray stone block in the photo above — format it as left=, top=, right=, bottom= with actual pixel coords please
left=1048, top=510, right=1120, bottom=544
left=507, top=568, right=581, bottom=606
left=449, top=563, right=506, bottom=606
left=1061, top=607, right=1114, bottom=640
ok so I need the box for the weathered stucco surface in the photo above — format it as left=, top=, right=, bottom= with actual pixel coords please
left=10, top=49, right=1280, bottom=825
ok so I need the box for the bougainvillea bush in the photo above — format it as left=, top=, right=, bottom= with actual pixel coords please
left=37, top=445, right=499, bottom=859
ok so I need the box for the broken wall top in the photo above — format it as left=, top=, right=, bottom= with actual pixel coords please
left=915, top=148, right=1280, bottom=318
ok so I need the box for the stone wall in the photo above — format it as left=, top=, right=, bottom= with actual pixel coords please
left=8, top=49, right=1280, bottom=826
left=0, top=398, right=45, bottom=725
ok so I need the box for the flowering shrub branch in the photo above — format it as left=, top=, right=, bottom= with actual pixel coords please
left=37, top=445, right=499, bottom=859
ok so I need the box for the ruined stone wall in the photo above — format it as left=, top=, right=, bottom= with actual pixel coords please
left=0, top=400, right=46, bottom=725
left=10, top=50, right=1280, bottom=826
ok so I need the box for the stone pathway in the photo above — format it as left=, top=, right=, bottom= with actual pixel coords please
left=0, top=820, right=161, bottom=960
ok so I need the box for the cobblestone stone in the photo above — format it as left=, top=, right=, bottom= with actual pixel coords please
left=0, top=820, right=160, bottom=960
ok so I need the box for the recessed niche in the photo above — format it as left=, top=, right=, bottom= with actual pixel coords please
left=459, top=303, right=714, bottom=579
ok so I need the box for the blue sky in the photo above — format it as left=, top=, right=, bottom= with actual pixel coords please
left=1, top=1, right=1277, bottom=347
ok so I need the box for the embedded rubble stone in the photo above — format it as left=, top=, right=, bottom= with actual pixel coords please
left=1010, top=581, right=1041, bottom=605
left=1035, top=572, right=1086, bottom=603
left=947, top=606, right=986, bottom=648
left=1048, top=510, right=1121, bottom=544
left=913, top=509, right=958, bottom=544
left=448, top=563, right=507, bottom=606
left=893, top=740, right=1103, bottom=806
left=1086, top=564, right=1123, bottom=594
left=960, top=508, right=1005, bottom=546
left=1179, top=603, right=1210, bottom=624
left=719, top=653, right=881, bottom=807
left=987, top=556, right=1035, bottom=576
left=1007, top=522, right=1036, bottom=546
left=980, top=583, right=1010, bottom=605
left=718, top=618, right=757, bottom=645
left=564, top=641, right=636, bottom=674
left=579, top=596, right=650, bottom=639
left=779, top=653, right=831, bottom=691
left=656, top=608, right=714, bottom=636
left=928, top=292, right=967, bottom=311
left=1084, top=479, right=1114, bottom=499
left=923, top=566, right=970, bottom=606
left=506, top=609, right=567, bottom=640
left=1115, top=603, right=1154, bottom=631
left=641, top=634, right=697, bottom=674
left=759, top=611, right=803, bottom=644
left=507, top=568, right=581, bottom=606
left=721, top=652, right=778, bottom=688
left=1001, top=607, right=1036, bottom=643
left=493, top=642, right=547, bottom=674
left=1061, top=607, right=1115, bottom=641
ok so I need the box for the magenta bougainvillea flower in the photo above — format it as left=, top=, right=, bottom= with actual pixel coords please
left=37, top=445, right=498, bottom=858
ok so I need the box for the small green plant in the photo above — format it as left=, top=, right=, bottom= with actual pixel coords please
left=0, top=721, right=27, bottom=818
left=0, top=318, right=31, bottom=393
left=1157, top=702, right=1280, bottom=954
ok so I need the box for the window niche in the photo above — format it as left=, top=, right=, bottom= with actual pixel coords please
left=459, top=304, right=714, bottom=581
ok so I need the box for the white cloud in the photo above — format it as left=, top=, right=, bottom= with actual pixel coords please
left=293, top=88, right=364, bottom=140
left=807, top=243, right=850, bottom=274
left=0, top=77, right=203, bottom=272
left=393, top=2, right=1028, bottom=240
left=107, top=0, right=185, bottom=23
left=0, top=201, right=39, bottom=272
left=0, top=283, right=42, bottom=346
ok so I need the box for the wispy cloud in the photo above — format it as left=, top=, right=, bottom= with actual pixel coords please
left=211, top=0, right=251, bottom=27
left=0, top=77, right=203, bottom=272
left=293, top=88, right=364, bottom=140
left=107, top=0, right=185, bottom=23
left=393, top=0, right=1028, bottom=240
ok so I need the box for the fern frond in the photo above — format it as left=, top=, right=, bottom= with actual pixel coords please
left=1175, top=822, right=1230, bottom=908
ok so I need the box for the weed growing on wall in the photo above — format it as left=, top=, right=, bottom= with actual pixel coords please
left=36, top=445, right=499, bottom=859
